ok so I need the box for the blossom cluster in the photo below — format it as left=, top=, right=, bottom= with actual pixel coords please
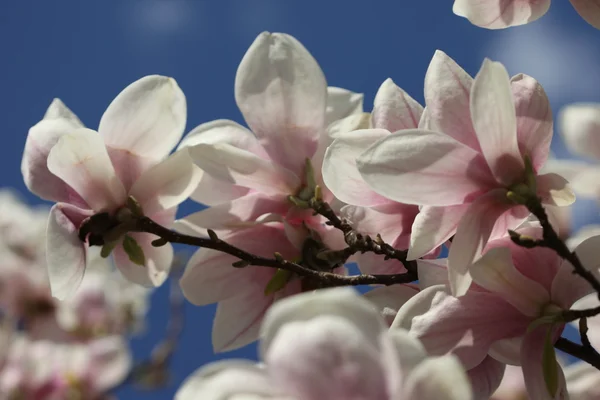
left=9, top=1, right=600, bottom=399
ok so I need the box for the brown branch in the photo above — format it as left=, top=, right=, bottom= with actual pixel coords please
left=555, top=337, right=600, bottom=370
left=133, top=216, right=417, bottom=287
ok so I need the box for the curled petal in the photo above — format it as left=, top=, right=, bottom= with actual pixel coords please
left=99, top=75, right=186, bottom=159
left=471, top=59, right=523, bottom=186
left=536, top=173, right=576, bottom=207
left=372, top=78, right=423, bottom=131
left=46, top=203, right=92, bottom=300
left=452, top=0, right=551, bottom=29
left=358, top=130, right=494, bottom=207
left=235, top=32, right=327, bottom=174
left=47, top=129, right=126, bottom=211
left=325, top=86, right=364, bottom=126
left=130, top=150, right=202, bottom=216
left=22, top=99, right=85, bottom=204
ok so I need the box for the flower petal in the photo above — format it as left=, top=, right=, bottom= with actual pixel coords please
left=113, top=233, right=173, bottom=287
left=408, top=204, right=470, bottom=260
left=511, top=74, right=553, bottom=172
left=358, top=130, right=494, bottom=206
left=235, top=32, right=327, bottom=174
left=537, top=173, right=576, bottom=207
left=372, top=78, right=423, bottom=131
left=453, top=0, right=551, bottom=29
left=89, top=336, right=132, bottom=391
left=46, top=203, right=92, bottom=300
left=341, top=202, right=418, bottom=244
left=467, top=355, right=506, bottom=400
left=470, top=247, right=550, bottom=317
left=423, top=50, right=480, bottom=151
left=322, top=129, right=392, bottom=207
left=521, top=326, right=568, bottom=400
left=21, top=99, right=85, bottom=204
left=130, top=150, right=202, bottom=216
left=570, top=0, right=600, bottom=29
left=417, top=258, right=450, bottom=289
left=363, top=285, right=419, bottom=326
left=325, top=86, right=364, bottom=126
left=447, top=189, right=513, bottom=296
left=188, top=173, right=251, bottom=206
left=47, top=129, right=127, bottom=211
left=189, top=143, right=300, bottom=196
left=471, top=59, right=523, bottom=186
left=98, top=75, right=186, bottom=159
left=403, top=355, right=474, bottom=400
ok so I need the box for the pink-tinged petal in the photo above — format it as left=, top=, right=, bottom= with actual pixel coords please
left=448, top=189, right=513, bottom=296
left=235, top=32, right=327, bottom=174
left=408, top=204, right=470, bottom=260
left=341, top=203, right=418, bottom=244
left=188, top=173, right=250, bottom=206
left=129, top=150, right=201, bottom=216
left=537, top=173, right=576, bottom=207
left=358, top=130, right=495, bottom=207
left=423, top=50, right=480, bottom=151
left=471, top=59, right=523, bottom=185
left=395, top=286, right=529, bottom=369
left=176, top=361, right=283, bottom=400
left=453, top=0, right=551, bottom=29
left=403, top=355, right=474, bottom=400
left=113, top=233, right=173, bottom=287
left=325, top=86, right=364, bottom=126
left=559, top=103, right=600, bottom=160
left=189, top=143, right=300, bottom=196
left=372, top=78, right=423, bottom=131
left=570, top=0, right=600, bottom=29
left=46, top=203, right=92, bottom=300
left=21, top=99, right=86, bottom=205
left=98, top=75, right=186, bottom=159
left=213, top=281, right=301, bottom=352
left=551, top=235, right=600, bottom=308
left=322, top=129, right=392, bottom=207
left=467, top=356, right=506, bottom=400
left=266, top=315, right=389, bottom=400
left=511, top=74, right=553, bottom=172
left=521, top=326, right=568, bottom=400
left=470, top=247, right=550, bottom=317
left=180, top=224, right=297, bottom=306
left=178, top=119, right=268, bottom=158
left=417, top=258, right=450, bottom=289
left=175, top=193, right=289, bottom=236
left=363, top=285, right=419, bottom=326
left=47, top=129, right=127, bottom=211
left=105, top=147, right=155, bottom=192
left=488, top=205, right=529, bottom=241
left=489, top=337, right=523, bottom=365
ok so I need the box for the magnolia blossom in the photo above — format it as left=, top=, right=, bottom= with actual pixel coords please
left=176, top=287, right=472, bottom=400
left=452, top=0, right=600, bottom=29
left=491, top=365, right=527, bottom=400
left=354, top=51, right=573, bottom=295
left=0, top=330, right=130, bottom=399
left=180, top=221, right=346, bottom=352
left=323, top=79, right=428, bottom=275
left=393, top=229, right=600, bottom=399
left=21, top=76, right=201, bottom=299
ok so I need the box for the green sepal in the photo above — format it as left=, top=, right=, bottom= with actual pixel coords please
left=126, top=195, right=144, bottom=217
left=542, top=326, right=559, bottom=397
left=122, top=235, right=146, bottom=266
left=100, top=241, right=118, bottom=258
left=264, top=269, right=293, bottom=295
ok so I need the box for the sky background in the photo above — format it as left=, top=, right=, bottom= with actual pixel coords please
left=1, top=1, right=599, bottom=398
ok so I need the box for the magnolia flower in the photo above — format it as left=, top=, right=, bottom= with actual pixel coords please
left=452, top=0, right=600, bottom=30
left=175, top=31, right=361, bottom=242
left=0, top=332, right=130, bottom=399
left=179, top=221, right=346, bottom=352
left=490, top=365, right=527, bottom=400
left=21, top=76, right=201, bottom=299
left=355, top=51, right=573, bottom=295
left=176, top=287, right=473, bottom=400
left=393, top=230, right=600, bottom=399
left=323, top=79, right=428, bottom=275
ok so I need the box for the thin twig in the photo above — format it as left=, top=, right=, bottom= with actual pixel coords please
left=555, top=337, right=600, bottom=370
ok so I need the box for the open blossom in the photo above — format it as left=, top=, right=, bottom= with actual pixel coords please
left=179, top=220, right=346, bottom=352
left=21, top=76, right=201, bottom=299
left=452, top=0, right=600, bottom=29
left=393, top=229, right=600, bottom=399
left=354, top=51, right=573, bottom=295
left=176, top=287, right=472, bottom=400
left=322, top=79, right=428, bottom=275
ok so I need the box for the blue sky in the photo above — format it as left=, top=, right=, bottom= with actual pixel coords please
left=1, top=1, right=599, bottom=398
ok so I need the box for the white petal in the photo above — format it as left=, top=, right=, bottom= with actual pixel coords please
left=372, top=78, right=423, bottom=131
left=363, top=285, right=419, bottom=326
left=325, top=86, right=364, bottom=126
left=47, top=129, right=127, bottom=211
left=98, top=75, right=186, bottom=159
left=453, top=0, right=551, bottom=29
left=403, top=355, right=473, bottom=400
